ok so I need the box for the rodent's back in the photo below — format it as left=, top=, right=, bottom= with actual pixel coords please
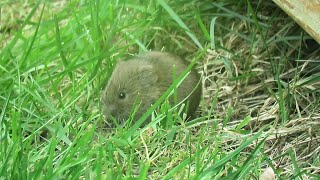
left=135, top=51, right=202, bottom=116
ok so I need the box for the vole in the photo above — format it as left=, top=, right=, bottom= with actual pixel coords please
left=101, top=51, right=202, bottom=126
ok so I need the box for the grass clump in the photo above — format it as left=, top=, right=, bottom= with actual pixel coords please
left=0, top=0, right=319, bottom=179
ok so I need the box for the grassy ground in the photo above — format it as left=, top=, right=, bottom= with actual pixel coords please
left=1, top=0, right=319, bottom=179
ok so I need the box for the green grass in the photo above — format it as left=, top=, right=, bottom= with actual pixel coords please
left=1, top=0, right=319, bottom=179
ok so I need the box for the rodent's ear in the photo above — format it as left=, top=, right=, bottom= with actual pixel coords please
left=138, top=64, right=158, bottom=86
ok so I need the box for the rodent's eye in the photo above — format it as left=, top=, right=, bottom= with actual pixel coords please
left=118, top=92, right=126, bottom=99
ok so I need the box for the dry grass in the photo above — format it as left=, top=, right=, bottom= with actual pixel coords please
left=199, top=12, right=320, bottom=177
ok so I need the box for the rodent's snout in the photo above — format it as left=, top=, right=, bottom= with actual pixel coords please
left=108, top=105, right=116, bottom=114
left=101, top=97, right=115, bottom=117
left=104, top=104, right=116, bottom=116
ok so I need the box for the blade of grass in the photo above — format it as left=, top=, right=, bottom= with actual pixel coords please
left=20, top=2, right=46, bottom=69
left=230, top=136, right=267, bottom=179
left=235, top=115, right=252, bottom=130
left=54, top=15, right=73, bottom=80
left=162, top=156, right=193, bottom=180
left=195, top=11, right=210, bottom=40
left=156, top=0, right=203, bottom=49
left=199, top=129, right=264, bottom=178
left=210, top=17, right=218, bottom=49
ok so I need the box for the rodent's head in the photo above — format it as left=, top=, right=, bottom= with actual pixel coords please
left=102, top=60, right=160, bottom=124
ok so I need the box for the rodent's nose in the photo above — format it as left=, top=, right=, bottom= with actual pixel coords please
left=108, top=105, right=116, bottom=115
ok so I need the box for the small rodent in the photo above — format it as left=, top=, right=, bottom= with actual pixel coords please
left=102, top=51, right=202, bottom=126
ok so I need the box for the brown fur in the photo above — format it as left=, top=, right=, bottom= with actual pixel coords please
left=102, top=51, right=202, bottom=125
